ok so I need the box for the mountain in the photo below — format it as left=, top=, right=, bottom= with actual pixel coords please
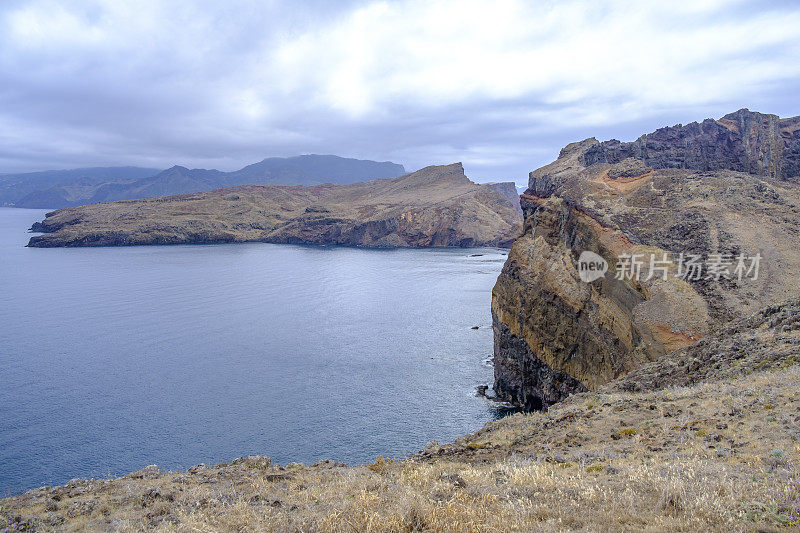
left=229, top=154, right=406, bottom=185
left=82, top=155, right=407, bottom=205
left=27, top=163, right=522, bottom=248
left=484, top=182, right=523, bottom=214
left=3, top=155, right=406, bottom=209
left=491, top=109, right=800, bottom=410
left=0, top=167, right=160, bottom=208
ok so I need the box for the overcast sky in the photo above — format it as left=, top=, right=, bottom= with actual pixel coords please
left=1, top=0, right=799, bottom=185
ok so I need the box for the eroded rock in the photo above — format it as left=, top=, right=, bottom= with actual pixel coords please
left=492, top=109, right=800, bottom=410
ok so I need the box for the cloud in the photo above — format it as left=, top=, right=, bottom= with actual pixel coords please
left=1, top=0, right=799, bottom=184
left=273, top=0, right=800, bottom=115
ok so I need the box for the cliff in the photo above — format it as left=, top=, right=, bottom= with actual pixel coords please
left=484, top=182, right=523, bottom=214
left=27, top=163, right=522, bottom=248
left=491, top=109, right=800, bottom=410
left=580, top=108, right=800, bottom=181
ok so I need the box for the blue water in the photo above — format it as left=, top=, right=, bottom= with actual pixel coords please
left=0, top=207, right=509, bottom=495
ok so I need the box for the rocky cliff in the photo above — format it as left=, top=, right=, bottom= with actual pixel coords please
left=581, top=108, right=800, bottom=181
left=492, top=109, right=800, bottom=410
left=27, top=163, right=522, bottom=248
left=484, top=182, right=523, bottom=215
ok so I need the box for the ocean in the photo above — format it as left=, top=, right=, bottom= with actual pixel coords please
left=0, top=207, right=510, bottom=495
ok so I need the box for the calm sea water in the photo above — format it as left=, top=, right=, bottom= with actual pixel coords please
left=0, top=207, right=510, bottom=495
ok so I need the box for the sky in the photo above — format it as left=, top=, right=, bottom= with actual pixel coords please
left=1, top=0, right=799, bottom=186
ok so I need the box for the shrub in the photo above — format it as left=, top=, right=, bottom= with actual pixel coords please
left=367, top=456, right=394, bottom=473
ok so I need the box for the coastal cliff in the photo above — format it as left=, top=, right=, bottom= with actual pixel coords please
left=27, top=163, right=522, bottom=248
left=492, top=109, right=800, bottom=410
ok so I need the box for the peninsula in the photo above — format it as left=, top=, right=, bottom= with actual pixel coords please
left=27, top=163, right=522, bottom=248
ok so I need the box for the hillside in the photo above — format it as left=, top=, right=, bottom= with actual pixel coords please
left=2, top=155, right=405, bottom=209
left=491, top=109, right=800, bottom=411
left=2, top=300, right=798, bottom=531
left=27, top=163, right=522, bottom=248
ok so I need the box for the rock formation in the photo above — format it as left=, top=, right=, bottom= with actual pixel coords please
left=492, top=109, right=800, bottom=410
left=607, top=298, right=800, bottom=393
left=27, top=163, right=522, bottom=248
left=484, top=182, right=523, bottom=215
left=580, top=108, right=800, bottom=181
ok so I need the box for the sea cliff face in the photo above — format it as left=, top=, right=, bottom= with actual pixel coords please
left=492, top=109, right=800, bottom=410
left=27, top=163, right=522, bottom=248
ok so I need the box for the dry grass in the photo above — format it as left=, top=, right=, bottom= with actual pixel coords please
left=3, top=365, right=799, bottom=532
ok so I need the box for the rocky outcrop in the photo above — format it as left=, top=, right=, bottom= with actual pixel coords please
left=607, top=298, right=800, bottom=393
left=27, top=163, right=522, bottom=248
left=581, top=109, right=800, bottom=182
left=492, top=109, right=800, bottom=410
left=484, top=182, right=523, bottom=215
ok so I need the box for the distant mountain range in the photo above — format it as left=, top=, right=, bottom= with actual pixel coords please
left=0, top=155, right=406, bottom=209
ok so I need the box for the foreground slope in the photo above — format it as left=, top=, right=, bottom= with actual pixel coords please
left=2, top=301, right=798, bottom=532
left=27, top=163, right=522, bottom=248
left=491, top=109, right=800, bottom=410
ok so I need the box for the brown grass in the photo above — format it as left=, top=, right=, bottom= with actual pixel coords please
left=2, top=366, right=799, bottom=532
